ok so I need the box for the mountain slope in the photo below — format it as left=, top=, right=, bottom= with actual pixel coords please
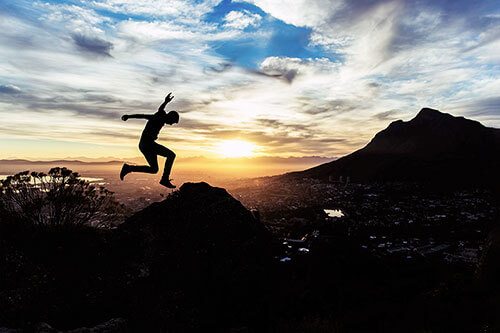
left=290, top=108, right=500, bottom=184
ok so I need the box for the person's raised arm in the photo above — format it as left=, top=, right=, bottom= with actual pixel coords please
left=121, top=114, right=153, bottom=121
left=158, top=92, right=174, bottom=112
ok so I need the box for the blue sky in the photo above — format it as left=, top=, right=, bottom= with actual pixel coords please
left=204, top=0, right=334, bottom=67
left=0, top=0, right=499, bottom=159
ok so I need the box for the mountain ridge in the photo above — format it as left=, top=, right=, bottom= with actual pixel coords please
left=288, top=108, right=500, bottom=184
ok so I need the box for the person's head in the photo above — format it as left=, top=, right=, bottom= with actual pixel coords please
left=165, top=110, right=179, bottom=125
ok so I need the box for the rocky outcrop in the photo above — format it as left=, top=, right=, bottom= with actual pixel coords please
left=117, top=182, right=272, bottom=331
left=34, top=319, right=127, bottom=333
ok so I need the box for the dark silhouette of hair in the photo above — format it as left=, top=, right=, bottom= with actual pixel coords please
left=167, top=111, right=179, bottom=123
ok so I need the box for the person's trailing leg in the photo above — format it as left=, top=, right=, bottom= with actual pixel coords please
left=156, top=143, right=176, bottom=188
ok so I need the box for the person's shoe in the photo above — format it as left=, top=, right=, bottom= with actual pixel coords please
left=120, top=163, right=130, bottom=181
left=160, top=178, right=176, bottom=188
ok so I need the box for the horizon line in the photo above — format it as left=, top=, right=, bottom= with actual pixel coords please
left=0, top=155, right=339, bottom=163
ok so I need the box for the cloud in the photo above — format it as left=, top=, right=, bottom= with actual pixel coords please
left=116, top=20, right=199, bottom=43
left=450, top=97, right=500, bottom=121
left=0, top=84, right=21, bottom=94
left=72, top=34, right=114, bottom=57
left=204, top=62, right=233, bottom=74
left=300, top=99, right=359, bottom=115
left=374, top=110, right=400, bottom=121
left=259, top=57, right=299, bottom=83
left=90, top=0, right=222, bottom=21
left=39, top=3, right=111, bottom=36
left=242, top=0, right=341, bottom=28
left=16, top=94, right=123, bottom=120
left=223, top=10, right=262, bottom=30
left=259, top=56, right=340, bottom=83
left=83, top=93, right=122, bottom=103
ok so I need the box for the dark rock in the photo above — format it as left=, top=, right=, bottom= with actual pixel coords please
left=0, top=328, right=21, bottom=333
left=30, top=318, right=127, bottom=333
left=35, top=323, right=55, bottom=333
left=117, top=182, right=272, bottom=331
left=64, top=318, right=127, bottom=333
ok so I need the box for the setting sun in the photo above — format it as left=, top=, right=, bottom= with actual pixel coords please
left=216, top=140, right=256, bottom=158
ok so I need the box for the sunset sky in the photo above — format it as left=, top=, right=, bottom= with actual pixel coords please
left=0, top=0, right=499, bottom=160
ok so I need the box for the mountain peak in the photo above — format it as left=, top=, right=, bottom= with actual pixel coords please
left=416, top=107, right=441, bottom=116
left=386, top=108, right=453, bottom=131
left=414, top=107, right=450, bottom=121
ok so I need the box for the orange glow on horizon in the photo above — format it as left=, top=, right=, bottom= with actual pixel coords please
left=215, top=140, right=256, bottom=158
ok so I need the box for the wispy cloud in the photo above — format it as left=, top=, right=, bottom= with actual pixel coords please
left=71, top=34, right=114, bottom=57
left=223, top=10, right=262, bottom=30
left=0, top=84, right=22, bottom=94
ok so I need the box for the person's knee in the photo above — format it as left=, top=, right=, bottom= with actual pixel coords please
left=150, top=165, right=159, bottom=173
left=167, top=151, right=176, bottom=160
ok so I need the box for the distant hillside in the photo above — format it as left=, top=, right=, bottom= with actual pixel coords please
left=289, top=108, right=500, bottom=185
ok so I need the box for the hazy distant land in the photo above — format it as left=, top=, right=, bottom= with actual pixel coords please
left=0, top=155, right=336, bottom=180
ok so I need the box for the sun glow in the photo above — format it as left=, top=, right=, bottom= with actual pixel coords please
left=216, top=140, right=256, bottom=158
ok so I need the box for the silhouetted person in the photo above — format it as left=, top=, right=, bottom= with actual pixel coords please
left=120, top=93, right=179, bottom=188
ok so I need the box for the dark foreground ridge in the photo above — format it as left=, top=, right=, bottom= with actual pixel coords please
left=0, top=182, right=271, bottom=332
left=290, top=108, right=500, bottom=185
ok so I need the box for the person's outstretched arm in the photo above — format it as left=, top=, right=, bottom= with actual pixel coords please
left=121, top=114, right=153, bottom=121
left=158, top=92, right=174, bottom=112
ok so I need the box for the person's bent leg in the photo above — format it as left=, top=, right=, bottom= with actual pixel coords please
left=128, top=143, right=159, bottom=174
left=155, top=143, right=176, bottom=188
left=127, top=164, right=158, bottom=174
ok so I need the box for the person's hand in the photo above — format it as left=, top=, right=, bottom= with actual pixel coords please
left=165, top=92, right=174, bottom=103
left=121, top=115, right=129, bottom=121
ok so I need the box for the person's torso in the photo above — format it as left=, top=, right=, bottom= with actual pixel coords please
left=141, top=111, right=165, bottom=141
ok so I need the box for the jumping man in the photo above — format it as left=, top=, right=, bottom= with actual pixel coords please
left=120, top=92, right=179, bottom=188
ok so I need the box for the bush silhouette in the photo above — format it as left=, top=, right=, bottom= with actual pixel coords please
left=0, top=167, right=122, bottom=227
